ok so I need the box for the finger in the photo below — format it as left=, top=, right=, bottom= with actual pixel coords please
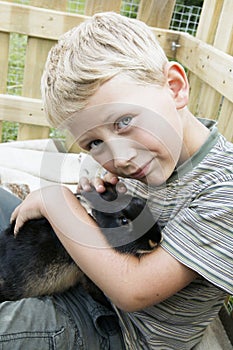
left=103, top=172, right=119, bottom=184
left=13, top=209, right=42, bottom=236
left=10, top=205, right=20, bottom=223
left=77, top=177, right=93, bottom=192
left=13, top=215, right=25, bottom=236
left=92, top=177, right=106, bottom=193
left=116, top=181, right=127, bottom=193
left=77, top=176, right=106, bottom=193
left=102, top=173, right=127, bottom=193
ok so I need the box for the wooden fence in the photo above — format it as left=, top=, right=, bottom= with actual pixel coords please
left=0, top=0, right=233, bottom=151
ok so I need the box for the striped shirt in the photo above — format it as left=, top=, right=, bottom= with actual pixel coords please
left=114, top=119, right=233, bottom=349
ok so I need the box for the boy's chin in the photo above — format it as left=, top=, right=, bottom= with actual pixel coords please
left=142, top=174, right=169, bottom=186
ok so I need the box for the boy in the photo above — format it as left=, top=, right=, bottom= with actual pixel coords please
left=1, top=12, right=233, bottom=349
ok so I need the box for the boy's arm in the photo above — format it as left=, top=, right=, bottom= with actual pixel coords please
left=48, top=186, right=198, bottom=311
left=12, top=185, right=197, bottom=312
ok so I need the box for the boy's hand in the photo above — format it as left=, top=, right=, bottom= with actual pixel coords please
left=10, top=189, right=46, bottom=235
left=77, top=173, right=127, bottom=194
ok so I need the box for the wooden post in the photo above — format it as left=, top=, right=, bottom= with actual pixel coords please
left=84, top=0, right=121, bottom=16
left=188, top=0, right=224, bottom=119
left=217, top=98, right=233, bottom=142
left=214, top=0, right=233, bottom=141
left=17, top=0, right=67, bottom=141
left=137, top=0, right=176, bottom=28
left=18, top=38, right=55, bottom=140
left=29, top=0, right=67, bottom=11
left=195, top=0, right=224, bottom=44
left=196, top=0, right=232, bottom=122
left=0, top=33, right=9, bottom=94
left=0, top=32, right=9, bottom=142
left=188, top=0, right=233, bottom=140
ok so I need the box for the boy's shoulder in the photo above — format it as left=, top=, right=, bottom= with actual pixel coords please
left=200, top=117, right=233, bottom=157
left=163, top=126, right=233, bottom=189
left=181, top=118, right=233, bottom=183
left=203, top=131, right=233, bottom=174
left=183, top=131, right=233, bottom=194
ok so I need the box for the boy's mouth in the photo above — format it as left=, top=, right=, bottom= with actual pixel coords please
left=129, top=160, right=152, bottom=180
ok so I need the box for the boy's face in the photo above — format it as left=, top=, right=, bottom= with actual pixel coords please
left=69, top=75, right=184, bottom=186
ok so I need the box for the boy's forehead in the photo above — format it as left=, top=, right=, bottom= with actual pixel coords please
left=86, top=74, right=139, bottom=106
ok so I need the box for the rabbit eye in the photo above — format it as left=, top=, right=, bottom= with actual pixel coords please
left=119, top=216, right=129, bottom=225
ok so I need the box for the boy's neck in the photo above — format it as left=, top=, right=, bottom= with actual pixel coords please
left=178, top=108, right=210, bottom=166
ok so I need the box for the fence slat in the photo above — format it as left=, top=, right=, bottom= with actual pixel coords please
left=217, top=98, right=233, bottom=142
left=187, top=74, right=201, bottom=116
left=84, top=0, right=121, bottom=16
left=193, top=0, right=233, bottom=120
left=0, top=1, right=179, bottom=59
left=151, top=28, right=181, bottom=59
left=196, top=0, right=224, bottom=44
left=192, top=85, right=222, bottom=119
left=0, top=31, right=10, bottom=141
left=17, top=37, right=55, bottom=140
left=0, top=32, right=9, bottom=94
left=0, top=2, right=88, bottom=40
left=23, top=38, right=54, bottom=97
left=16, top=0, right=67, bottom=140
left=214, top=0, right=233, bottom=51
left=187, top=0, right=233, bottom=130
left=187, top=0, right=224, bottom=116
left=29, top=0, right=67, bottom=11
left=137, top=0, right=175, bottom=28
left=176, top=34, right=233, bottom=105
left=0, top=94, right=47, bottom=126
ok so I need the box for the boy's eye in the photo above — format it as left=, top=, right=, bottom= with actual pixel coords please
left=88, top=139, right=103, bottom=150
left=116, top=116, right=132, bottom=130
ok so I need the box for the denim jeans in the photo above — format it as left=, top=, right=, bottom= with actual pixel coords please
left=0, top=188, right=125, bottom=349
left=0, top=188, right=21, bottom=232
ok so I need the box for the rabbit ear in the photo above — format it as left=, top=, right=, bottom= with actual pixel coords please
left=80, top=183, right=118, bottom=207
left=99, top=182, right=118, bottom=201
left=81, top=184, right=133, bottom=214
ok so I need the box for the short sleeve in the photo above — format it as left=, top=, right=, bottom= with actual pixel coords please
left=161, top=181, right=233, bottom=294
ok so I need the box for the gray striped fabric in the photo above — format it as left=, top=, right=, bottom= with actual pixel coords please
left=114, top=119, right=233, bottom=349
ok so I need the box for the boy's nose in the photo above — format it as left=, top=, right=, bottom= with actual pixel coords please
left=113, top=157, right=131, bottom=169
left=104, top=137, right=137, bottom=170
left=110, top=141, right=136, bottom=169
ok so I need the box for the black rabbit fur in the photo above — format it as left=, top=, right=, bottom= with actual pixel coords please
left=0, top=184, right=161, bottom=302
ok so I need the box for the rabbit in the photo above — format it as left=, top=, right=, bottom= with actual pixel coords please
left=0, top=184, right=161, bottom=302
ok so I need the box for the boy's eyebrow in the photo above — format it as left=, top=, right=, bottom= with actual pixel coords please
left=77, top=136, right=90, bottom=147
left=76, top=127, right=97, bottom=143
left=75, top=115, right=118, bottom=145
left=103, top=112, right=119, bottom=123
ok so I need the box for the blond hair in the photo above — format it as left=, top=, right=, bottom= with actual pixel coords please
left=41, top=12, right=168, bottom=127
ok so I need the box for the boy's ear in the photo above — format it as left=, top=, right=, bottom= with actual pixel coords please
left=164, top=61, right=189, bottom=109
